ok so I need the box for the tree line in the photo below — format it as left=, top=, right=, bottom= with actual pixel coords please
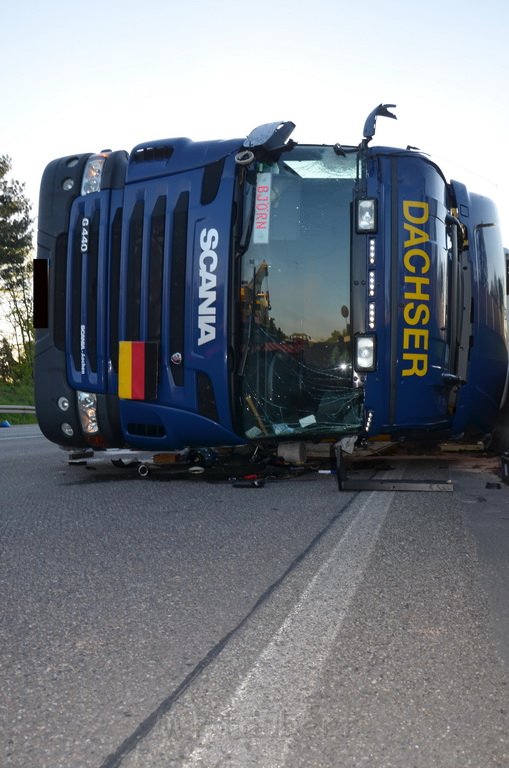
left=0, top=155, right=33, bottom=384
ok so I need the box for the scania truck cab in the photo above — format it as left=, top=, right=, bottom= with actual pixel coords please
left=34, top=105, right=509, bottom=452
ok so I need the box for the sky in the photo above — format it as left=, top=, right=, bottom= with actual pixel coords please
left=2, top=0, right=509, bottom=243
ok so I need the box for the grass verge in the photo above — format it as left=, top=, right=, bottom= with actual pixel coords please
left=0, top=379, right=37, bottom=425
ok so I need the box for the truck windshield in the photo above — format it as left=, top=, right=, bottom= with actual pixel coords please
left=238, top=145, right=363, bottom=440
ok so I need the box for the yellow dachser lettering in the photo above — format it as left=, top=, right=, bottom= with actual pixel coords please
left=401, top=200, right=431, bottom=377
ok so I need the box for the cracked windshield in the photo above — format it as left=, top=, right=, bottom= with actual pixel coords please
left=239, top=146, right=363, bottom=439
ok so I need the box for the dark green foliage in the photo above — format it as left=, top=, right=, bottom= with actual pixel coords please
left=0, top=155, right=32, bottom=284
left=0, top=155, right=34, bottom=383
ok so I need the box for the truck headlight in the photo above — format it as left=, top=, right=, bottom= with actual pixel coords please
left=81, top=153, right=108, bottom=195
left=355, top=334, right=377, bottom=371
left=356, top=198, right=377, bottom=233
left=77, top=391, right=99, bottom=434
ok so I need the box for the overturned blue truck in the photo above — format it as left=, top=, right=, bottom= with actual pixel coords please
left=33, top=105, right=509, bottom=464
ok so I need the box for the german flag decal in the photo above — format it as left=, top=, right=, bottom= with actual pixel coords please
left=118, top=341, right=158, bottom=400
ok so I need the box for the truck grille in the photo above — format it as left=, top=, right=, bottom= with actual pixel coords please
left=67, top=185, right=191, bottom=394
left=122, top=189, right=190, bottom=388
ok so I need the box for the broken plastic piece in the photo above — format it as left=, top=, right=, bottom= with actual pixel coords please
left=232, top=479, right=265, bottom=488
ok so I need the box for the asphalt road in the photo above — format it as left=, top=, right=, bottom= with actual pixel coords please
left=1, top=426, right=508, bottom=767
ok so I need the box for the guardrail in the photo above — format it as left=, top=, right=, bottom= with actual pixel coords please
left=0, top=405, right=36, bottom=414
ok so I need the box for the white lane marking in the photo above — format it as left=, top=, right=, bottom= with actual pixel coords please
left=183, top=487, right=397, bottom=767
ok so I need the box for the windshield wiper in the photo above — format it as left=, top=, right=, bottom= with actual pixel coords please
left=237, top=180, right=255, bottom=257
left=237, top=263, right=257, bottom=377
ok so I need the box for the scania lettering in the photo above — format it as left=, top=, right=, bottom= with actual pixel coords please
left=198, top=227, right=218, bottom=346
left=33, top=106, right=509, bottom=454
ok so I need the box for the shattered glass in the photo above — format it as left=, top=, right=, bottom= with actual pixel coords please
left=238, top=146, right=363, bottom=439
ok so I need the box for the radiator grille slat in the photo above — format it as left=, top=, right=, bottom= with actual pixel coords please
left=71, top=224, right=82, bottom=372
left=86, top=211, right=100, bottom=372
left=109, top=208, right=123, bottom=373
left=126, top=200, right=144, bottom=341
left=148, top=196, right=166, bottom=343
left=169, top=192, right=189, bottom=386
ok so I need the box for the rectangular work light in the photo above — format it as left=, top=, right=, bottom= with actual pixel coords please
left=356, top=198, right=377, bottom=233
left=355, top=334, right=377, bottom=371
